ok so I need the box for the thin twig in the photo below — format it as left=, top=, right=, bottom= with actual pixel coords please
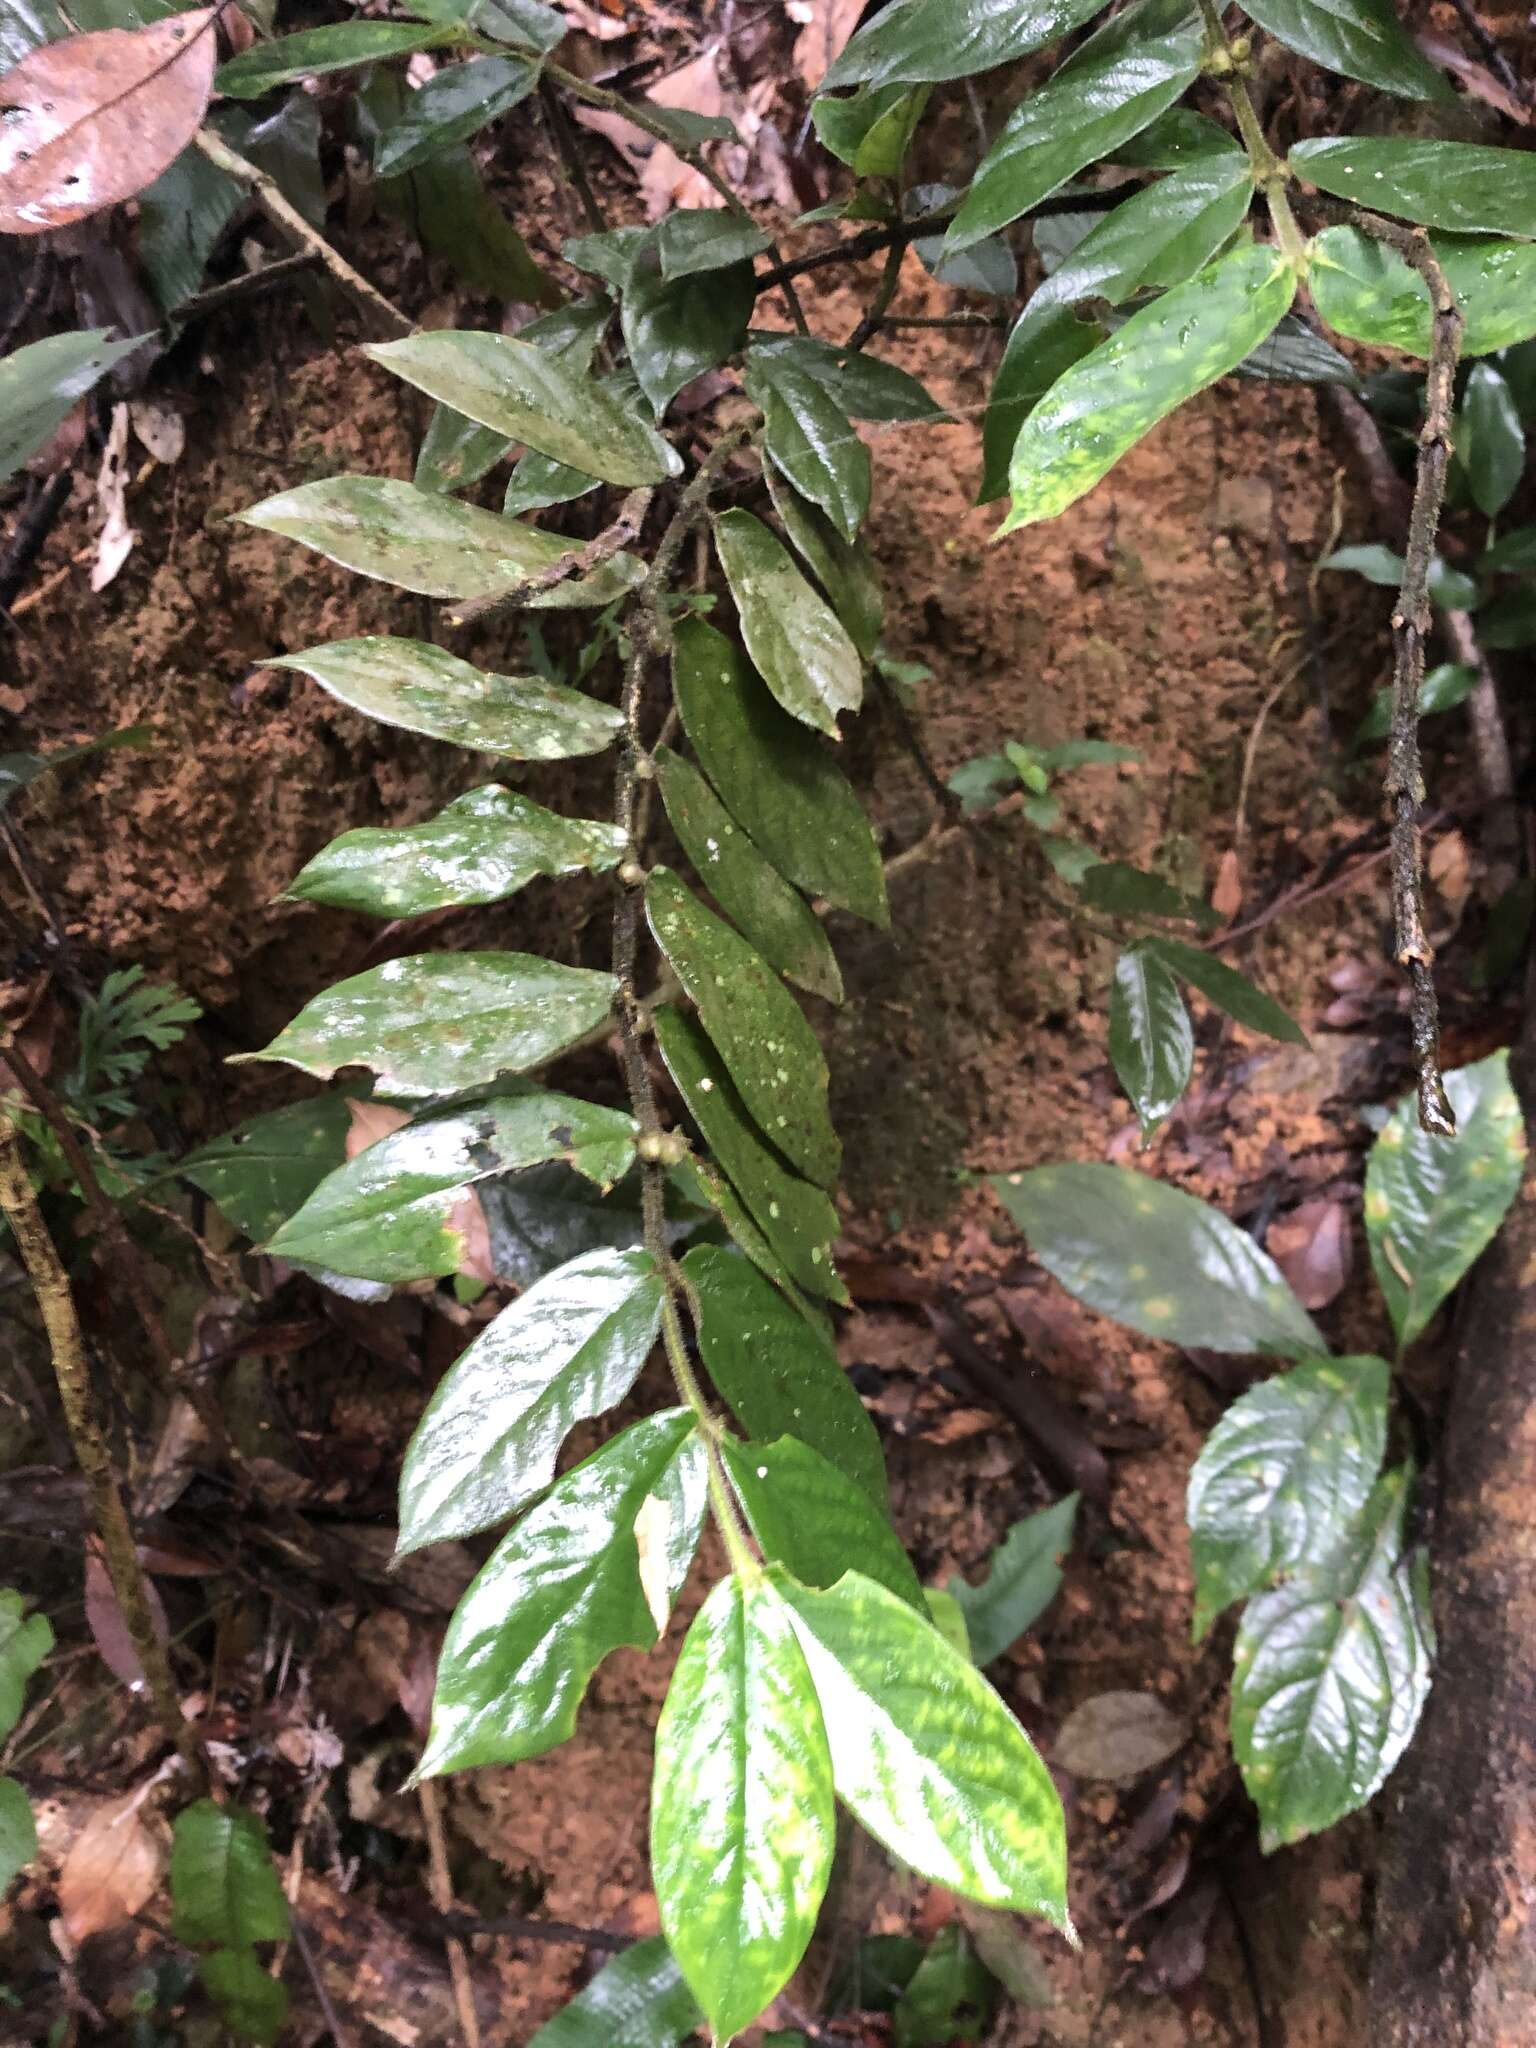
left=419, top=1779, right=481, bottom=2048
left=0, top=473, right=72, bottom=617
left=1439, top=606, right=1518, bottom=890
left=846, top=239, right=905, bottom=353
left=541, top=79, right=606, bottom=236
left=289, top=1918, right=355, bottom=2048
left=172, top=252, right=324, bottom=327
left=1445, top=0, right=1529, bottom=105
left=443, top=488, right=654, bottom=628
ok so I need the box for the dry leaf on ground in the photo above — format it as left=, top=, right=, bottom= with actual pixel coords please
left=57, top=1788, right=165, bottom=1942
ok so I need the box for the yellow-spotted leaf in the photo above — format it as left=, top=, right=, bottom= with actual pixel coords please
left=1307, top=227, right=1536, bottom=361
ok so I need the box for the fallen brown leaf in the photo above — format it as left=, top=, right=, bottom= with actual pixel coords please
left=57, top=1788, right=165, bottom=1942
left=1265, top=1196, right=1352, bottom=1311
left=792, top=0, right=865, bottom=89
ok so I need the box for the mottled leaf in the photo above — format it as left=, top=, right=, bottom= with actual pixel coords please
left=948, top=1494, right=1078, bottom=1664
left=0, top=329, right=143, bottom=484
left=1308, top=227, right=1536, bottom=360
left=374, top=54, right=540, bottom=178
left=170, top=1801, right=290, bottom=1947
left=763, top=459, right=883, bottom=666
left=723, top=1438, right=922, bottom=1608
left=0, top=1593, right=51, bottom=1738
left=180, top=1093, right=352, bottom=1244
left=217, top=19, right=446, bottom=96
left=1290, top=137, right=1534, bottom=236
left=714, top=508, right=863, bottom=737
left=1109, top=945, right=1193, bottom=1139
left=746, top=350, right=870, bottom=545
left=526, top=1938, right=701, bottom=2048
left=1141, top=935, right=1307, bottom=1044
left=824, top=0, right=1103, bottom=90
left=0, top=1779, right=36, bottom=1895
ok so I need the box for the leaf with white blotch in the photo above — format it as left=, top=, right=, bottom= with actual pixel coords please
left=1141, top=935, right=1307, bottom=1046
left=764, top=455, right=884, bottom=663
left=723, top=1438, right=922, bottom=1609
left=656, top=1007, right=845, bottom=1304
left=0, top=1592, right=51, bottom=1738
left=1307, top=228, right=1536, bottom=361
left=684, top=1244, right=880, bottom=1496
left=1233, top=1466, right=1431, bottom=1850
left=657, top=748, right=843, bottom=1004
left=1003, top=246, right=1297, bottom=532
left=287, top=785, right=627, bottom=918
left=1365, top=1051, right=1526, bottom=1352
left=399, top=1247, right=664, bottom=1550
left=1188, top=1356, right=1389, bottom=1637
left=647, top=867, right=839, bottom=1189
left=180, top=1093, right=352, bottom=1245
left=750, top=335, right=945, bottom=424
left=416, top=404, right=512, bottom=496
left=270, top=637, right=621, bottom=759
left=170, top=1800, right=291, bottom=1947
left=417, top=1411, right=706, bottom=1775
left=0, top=1779, right=36, bottom=1895
left=197, top=1948, right=287, bottom=2048
left=992, top=1163, right=1324, bottom=1357
left=1109, top=945, right=1193, bottom=1140
left=823, top=0, right=1103, bottom=90
left=1242, top=0, right=1448, bottom=98
left=526, top=1937, right=701, bottom=2048
left=948, top=1494, right=1078, bottom=1664
left=374, top=54, right=540, bottom=179
left=776, top=1569, right=1070, bottom=1928
left=1292, top=136, right=1536, bottom=235
left=746, top=349, right=870, bottom=546
left=653, top=1573, right=835, bottom=2041
left=656, top=207, right=772, bottom=281
left=232, top=951, right=617, bottom=1099
left=267, top=1095, right=636, bottom=1283
left=365, top=333, right=680, bottom=488
left=672, top=616, right=887, bottom=926
left=0, top=330, right=144, bottom=484
left=714, top=509, right=863, bottom=737
left=217, top=19, right=449, bottom=96
left=238, top=477, right=644, bottom=606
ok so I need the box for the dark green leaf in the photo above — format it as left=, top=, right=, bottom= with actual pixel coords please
left=1187, top=1355, right=1389, bottom=1637
left=218, top=20, right=449, bottom=96
left=1291, top=137, right=1535, bottom=236
left=526, top=1938, right=701, bottom=2048
left=0, top=1779, right=36, bottom=1895
left=763, top=458, right=884, bottom=663
left=0, top=329, right=144, bottom=485
left=684, top=1244, right=881, bottom=1497
left=170, top=1801, right=291, bottom=1947
left=238, top=477, right=644, bottom=604
left=1003, top=246, right=1297, bottom=530
left=374, top=54, right=540, bottom=177
left=0, top=1592, right=51, bottom=1738
left=746, top=352, right=870, bottom=545
left=824, top=0, right=1103, bottom=90
left=656, top=208, right=772, bottom=281
left=287, top=784, right=627, bottom=917
left=0, top=726, right=152, bottom=816
left=1365, top=1050, right=1525, bottom=1350
left=991, top=1163, right=1325, bottom=1356
left=714, top=508, right=864, bottom=736
left=415, top=404, right=511, bottom=495
left=1116, top=106, right=1242, bottom=167
left=399, top=1246, right=663, bottom=1547
left=750, top=335, right=946, bottom=423
left=137, top=146, right=245, bottom=313
left=232, top=951, right=617, bottom=1097
left=674, top=1158, right=834, bottom=1335
left=776, top=1570, right=1070, bottom=1927
left=1232, top=1466, right=1431, bottom=1849
left=1479, top=524, right=1536, bottom=576
left=1077, top=861, right=1221, bottom=928
left=913, top=221, right=1018, bottom=296
left=979, top=307, right=1100, bottom=505
left=621, top=236, right=755, bottom=416
left=673, top=617, right=887, bottom=925
left=723, top=1438, right=923, bottom=1609
left=564, top=225, right=648, bottom=291
left=269, top=637, right=622, bottom=757
left=503, top=449, right=599, bottom=517
left=180, top=1093, right=353, bottom=1245
left=1460, top=363, right=1525, bottom=519
left=1243, top=0, right=1448, bottom=96
left=1480, top=586, right=1536, bottom=648
left=224, top=91, right=327, bottom=229
left=197, top=1949, right=287, bottom=2047
left=652, top=1573, right=835, bottom=2039
left=1354, top=662, right=1477, bottom=745
left=1308, top=227, right=1536, bottom=360
left=812, top=83, right=930, bottom=178
left=411, top=0, right=567, bottom=55
left=657, top=748, right=843, bottom=1002
left=892, top=1927, right=998, bottom=2048
left=1141, top=934, right=1307, bottom=1044
left=948, top=1494, right=1079, bottom=1663
left=623, top=99, right=738, bottom=146
left=1109, top=945, right=1193, bottom=1139
left=946, top=753, right=1017, bottom=814
left=1234, top=312, right=1362, bottom=390
left=417, top=1411, right=705, bottom=1774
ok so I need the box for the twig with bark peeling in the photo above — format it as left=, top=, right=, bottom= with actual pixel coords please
left=443, top=487, right=655, bottom=628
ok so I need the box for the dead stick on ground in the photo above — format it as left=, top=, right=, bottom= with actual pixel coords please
left=419, top=1780, right=481, bottom=2048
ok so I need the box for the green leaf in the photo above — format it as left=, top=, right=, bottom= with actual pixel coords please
left=137, top=146, right=246, bottom=314
left=0, top=330, right=144, bottom=485
left=1318, top=541, right=1473, bottom=609
left=723, top=1438, right=923, bottom=1609
left=672, top=620, right=886, bottom=924
left=417, top=1411, right=705, bottom=1775
left=652, top=1573, right=835, bottom=2040
left=621, top=234, right=756, bottom=416
left=374, top=54, right=540, bottom=177
left=0, top=1778, right=36, bottom=1895
left=1117, top=106, right=1243, bottom=168
left=979, top=310, right=1100, bottom=506
left=749, top=336, right=946, bottom=424
left=683, top=1243, right=882, bottom=1497
left=1235, top=312, right=1362, bottom=390
left=1188, top=1356, right=1389, bottom=1637
left=196, top=1948, right=287, bottom=2047
left=399, top=1247, right=664, bottom=1547
left=267, top=1094, right=636, bottom=1282
left=1077, top=861, right=1221, bottom=927
left=655, top=1007, right=845, bottom=1303
left=892, top=1927, right=998, bottom=2048
left=1307, top=227, right=1536, bottom=360
left=504, top=449, right=599, bottom=518
left=1365, top=1050, right=1526, bottom=1351
left=0, top=1593, right=51, bottom=1739
left=948, top=1495, right=1079, bottom=1664
left=991, top=1163, right=1325, bottom=1356
left=714, top=508, right=864, bottom=737
left=656, top=208, right=772, bottom=281
left=945, top=25, right=1205, bottom=253
left=412, top=0, right=568, bottom=55
left=823, top=0, right=1103, bottom=90
left=364, top=333, right=679, bottom=487
left=656, top=748, right=843, bottom=1003
left=414, top=404, right=511, bottom=495
left=269, top=637, right=621, bottom=758
left=1479, top=524, right=1536, bottom=576
left=170, top=1801, right=291, bottom=1947
left=1354, top=661, right=1476, bottom=746
left=746, top=350, right=870, bottom=546
left=233, top=951, right=617, bottom=1097
left=1232, top=1466, right=1431, bottom=1850
left=1460, top=362, right=1525, bottom=519
left=287, top=784, right=627, bottom=917
left=1290, top=137, right=1535, bottom=236
left=1002, top=245, right=1297, bottom=531
left=1480, top=586, right=1536, bottom=648
left=775, top=1570, right=1070, bottom=1928
left=372, top=107, right=558, bottom=304
left=0, top=726, right=153, bottom=816
left=646, top=867, right=839, bottom=1188
left=1109, top=945, right=1193, bottom=1140
left=180, top=1093, right=353, bottom=1244
left=1140, top=935, right=1307, bottom=1044
left=527, top=1938, right=701, bottom=2048
left=812, top=83, right=930, bottom=178
left=762, top=458, right=883, bottom=665
left=218, top=20, right=450, bottom=96
left=1244, top=0, right=1448, bottom=96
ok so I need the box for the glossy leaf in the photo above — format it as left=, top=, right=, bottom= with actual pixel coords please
left=655, top=1006, right=845, bottom=1303
left=656, top=207, right=772, bottom=281
left=1188, top=1356, right=1389, bottom=1637
left=1290, top=137, right=1536, bottom=237
left=992, top=1163, right=1325, bottom=1356
left=1308, top=228, right=1536, bottom=361
left=0, top=1592, right=51, bottom=1738
left=724, top=1438, right=923, bottom=1609
left=1141, top=935, right=1307, bottom=1044
left=1003, top=246, right=1297, bottom=532
left=180, top=1093, right=352, bottom=1245
left=287, top=785, right=626, bottom=917
left=762, top=458, right=883, bottom=665
left=1245, top=0, right=1447, bottom=96
left=714, top=509, right=864, bottom=737
left=364, top=333, right=679, bottom=488
left=526, top=1938, right=701, bottom=2048
left=812, top=82, right=929, bottom=178
left=170, top=1801, right=291, bottom=1947
left=622, top=235, right=756, bottom=416
left=268, top=1095, right=636, bottom=1282
left=269, top=637, right=621, bottom=759
left=647, top=866, right=839, bottom=1188
left=746, top=350, right=870, bottom=545
left=0, top=329, right=143, bottom=485
left=656, top=748, right=843, bottom=1002
left=1109, top=945, right=1193, bottom=1139
left=217, top=20, right=447, bottom=95
left=1117, top=106, right=1242, bottom=168
left=652, top=1573, right=835, bottom=2040
left=1077, top=861, right=1221, bottom=928
left=776, top=1570, right=1070, bottom=1927
left=1232, top=1467, right=1431, bottom=1849
left=238, top=477, right=643, bottom=605
left=824, top=0, right=1103, bottom=90
left=948, top=1494, right=1079, bottom=1664
left=1235, top=312, right=1362, bottom=389
left=1365, top=1050, right=1526, bottom=1351
left=399, top=1247, right=664, bottom=1549
left=504, top=449, right=598, bottom=518
left=750, top=335, right=946, bottom=424
left=0, top=1779, right=36, bottom=1895
left=196, top=1948, right=287, bottom=2047
left=374, top=54, right=540, bottom=178
left=411, top=0, right=568, bottom=55
left=417, top=1411, right=705, bottom=1775
left=1460, top=363, right=1525, bottom=519
left=684, top=1244, right=882, bottom=1498
left=672, top=618, right=887, bottom=925
left=233, top=951, right=617, bottom=1098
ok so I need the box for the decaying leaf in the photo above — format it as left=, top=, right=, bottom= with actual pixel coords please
left=342, top=1097, right=493, bottom=1283
left=90, top=403, right=136, bottom=594
left=1053, top=1691, right=1188, bottom=1785
left=1265, top=1197, right=1352, bottom=1311
left=57, top=1786, right=165, bottom=1942
left=634, top=1490, right=675, bottom=1631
